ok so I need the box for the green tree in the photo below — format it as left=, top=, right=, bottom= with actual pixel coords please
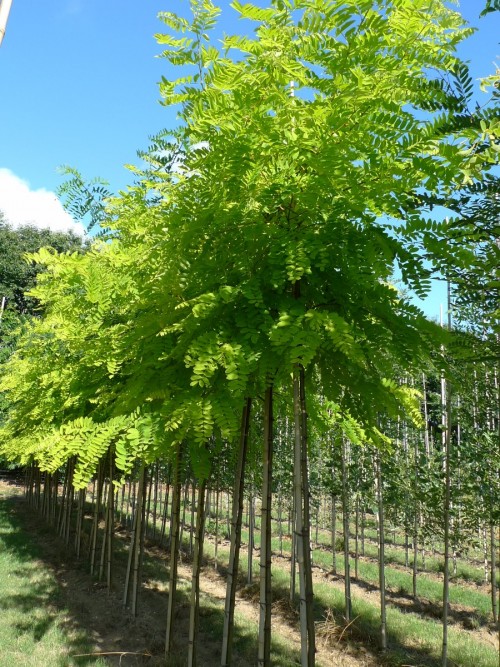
left=0, top=215, right=87, bottom=315
left=0, top=1, right=498, bottom=664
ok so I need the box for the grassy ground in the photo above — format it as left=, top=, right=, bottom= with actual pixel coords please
left=0, top=485, right=105, bottom=667
left=196, top=537, right=499, bottom=667
left=2, top=481, right=497, bottom=667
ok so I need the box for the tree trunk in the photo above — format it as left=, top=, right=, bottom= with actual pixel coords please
left=299, top=366, right=315, bottom=666
left=331, top=494, right=337, bottom=575
left=257, top=386, right=274, bottom=667
left=441, top=285, right=452, bottom=667
left=215, top=481, right=220, bottom=571
left=90, top=463, right=105, bottom=576
left=341, top=437, right=352, bottom=621
left=187, top=477, right=207, bottom=667
left=375, top=451, right=387, bottom=651
left=106, top=453, right=115, bottom=592
left=166, top=447, right=182, bottom=658
left=354, top=496, right=359, bottom=580
left=75, top=488, right=85, bottom=558
left=491, top=524, right=498, bottom=624
left=221, top=397, right=252, bottom=667
left=248, top=483, right=254, bottom=584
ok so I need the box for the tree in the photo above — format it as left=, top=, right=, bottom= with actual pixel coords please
left=0, top=216, right=87, bottom=315
left=0, top=1, right=498, bottom=664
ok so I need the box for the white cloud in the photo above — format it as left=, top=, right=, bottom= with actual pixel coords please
left=0, top=168, right=85, bottom=236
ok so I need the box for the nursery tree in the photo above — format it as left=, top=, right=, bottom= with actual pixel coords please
left=0, top=1, right=499, bottom=665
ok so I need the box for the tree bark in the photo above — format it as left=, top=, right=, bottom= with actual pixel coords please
left=221, top=397, right=252, bottom=667
left=341, top=437, right=352, bottom=621
left=166, top=446, right=182, bottom=658
left=257, top=386, right=274, bottom=667
left=188, top=477, right=207, bottom=667
left=375, top=451, right=387, bottom=651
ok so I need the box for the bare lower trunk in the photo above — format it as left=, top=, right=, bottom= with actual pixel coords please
left=331, top=495, right=337, bottom=575
left=106, top=454, right=115, bottom=592
left=248, top=483, right=254, bottom=585
left=299, top=366, right=315, bottom=666
left=375, top=452, right=387, bottom=651
left=215, top=482, right=220, bottom=571
left=257, top=386, right=273, bottom=667
left=441, top=286, right=452, bottom=667
left=491, top=524, right=498, bottom=624
left=90, top=463, right=105, bottom=575
left=166, top=447, right=182, bottom=658
left=341, top=437, right=351, bottom=621
left=188, top=478, right=207, bottom=667
left=221, top=398, right=252, bottom=667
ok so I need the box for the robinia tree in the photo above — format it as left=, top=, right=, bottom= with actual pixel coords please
left=0, top=1, right=498, bottom=665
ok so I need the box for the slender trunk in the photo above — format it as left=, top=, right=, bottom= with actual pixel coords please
left=145, top=465, right=153, bottom=541
left=190, top=481, right=196, bottom=557
left=331, top=495, right=337, bottom=575
left=491, top=524, right=498, bottom=624
left=221, top=398, right=251, bottom=667
left=484, top=524, right=489, bottom=584
left=152, top=463, right=159, bottom=541
left=248, top=483, right=254, bottom=584
left=341, top=437, right=351, bottom=621
left=98, top=479, right=108, bottom=581
left=131, top=465, right=147, bottom=617
left=376, top=451, right=387, bottom=651
left=75, top=488, right=85, bottom=558
left=361, top=508, right=365, bottom=557
left=290, top=487, right=297, bottom=602
left=442, top=405, right=452, bottom=667
left=413, top=425, right=420, bottom=599
left=441, top=284, right=452, bottom=667
left=159, top=474, right=170, bottom=548
left=257, top=386, right=274, bottom=667
left=214, top=482, right=220, bottom=571
left=354, top=496, right=359, bottom=580
left=278, top=489, right=283, bottom=557
left=124, top=474, right=140, bottom=607
left=106, top=453, right=114, bottom=591
left=90, top=463, right=105, bottom=575
left=187, top=478, right=207, bottom=667
left=299, top=366, right=315, bottom=666
left=179, top=480, right=189, bottom=558
left=125, top=477, right=132, bottom=529
left=166, top=447, right=182, bottom=658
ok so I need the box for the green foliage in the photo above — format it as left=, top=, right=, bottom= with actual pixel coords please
left=1, top=0, right=498, bottom=498
left=56, top=166, right=112, bottom=235
left=0, top=218, right=87, bottom=315
left=480, top=0, right=500, bottom=17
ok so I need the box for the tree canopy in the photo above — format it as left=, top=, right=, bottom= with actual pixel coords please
left=0, top=0, right=498, bottom=483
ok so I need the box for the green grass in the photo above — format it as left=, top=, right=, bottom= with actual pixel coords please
left=315, top=525, right=499, bottom=588
left=232, top=524, right=496, bottom=622
left=189, top=534, right=498, bottom=667
left=0, top=491, right=105, bottom=667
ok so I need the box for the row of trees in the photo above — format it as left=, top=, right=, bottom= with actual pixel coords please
left=1, top=1, right=499, bottom=665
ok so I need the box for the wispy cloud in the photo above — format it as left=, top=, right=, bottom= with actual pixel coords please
left=0, top=168, right=85, bottom=236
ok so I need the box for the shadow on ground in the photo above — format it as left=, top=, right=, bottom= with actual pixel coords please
left=0, top=483, right=304, bottom=666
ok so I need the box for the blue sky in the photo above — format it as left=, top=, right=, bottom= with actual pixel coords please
left=0, top=0, right=498, bottom=316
